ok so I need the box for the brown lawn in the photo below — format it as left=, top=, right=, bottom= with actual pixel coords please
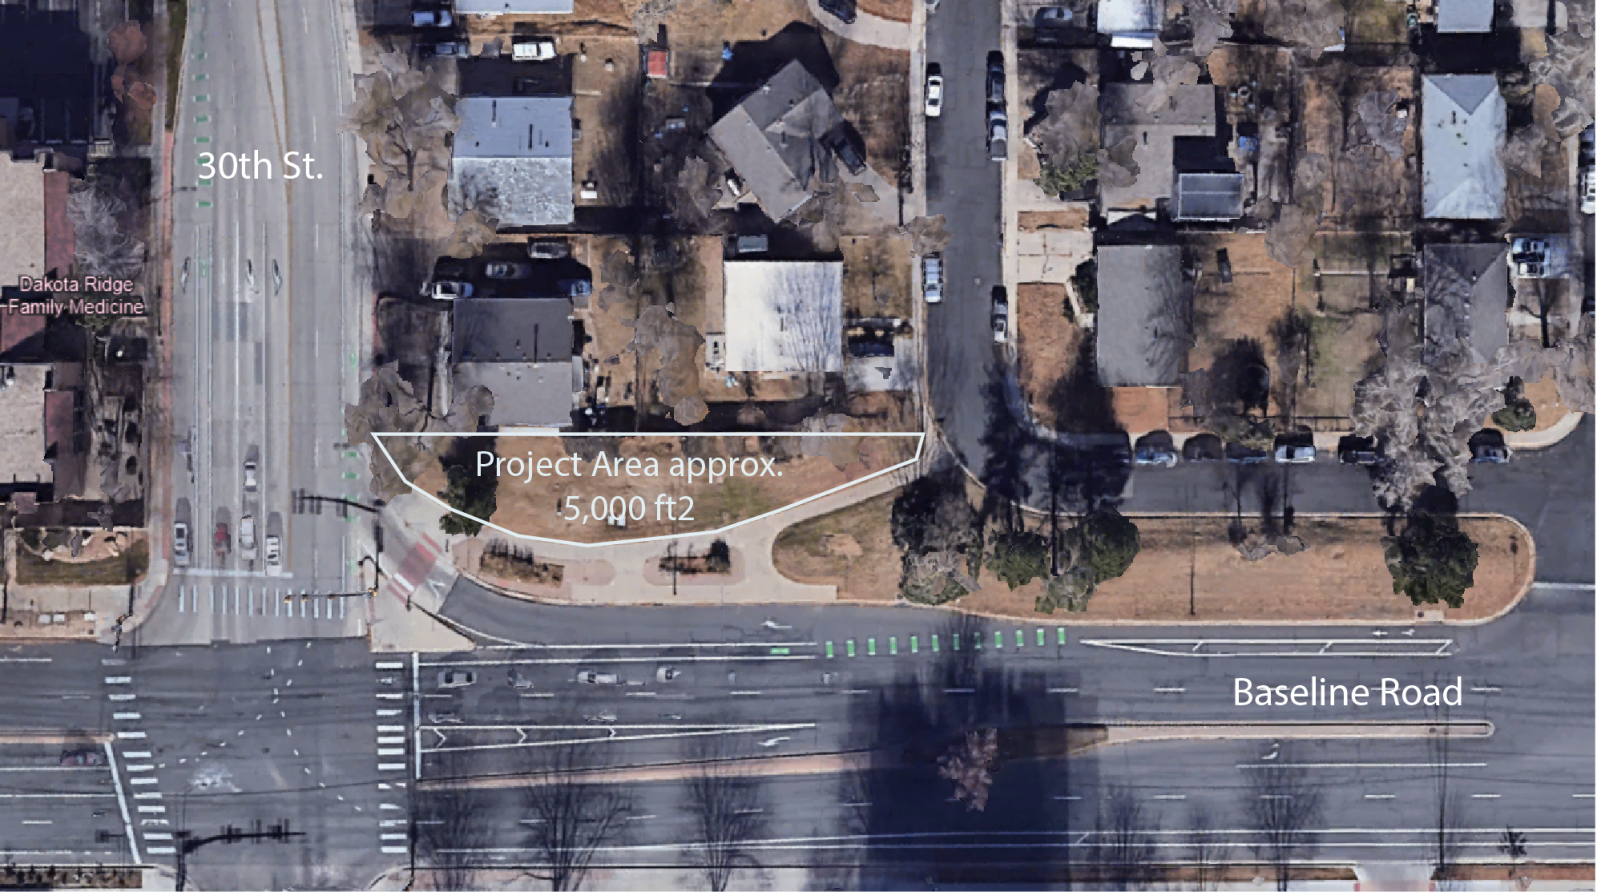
left=774, top=500, right=1535, bottom=623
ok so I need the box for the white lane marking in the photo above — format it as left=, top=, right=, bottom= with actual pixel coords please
left=377, top=709, right=403, bottom=717
left=1364, top=794, right=1397, bottom=800
left=1154, top=687, right=1186, bottom=693
left=1470, top=686, right=1501, bottom=693
left=626, top=815, right=658, bottom=821
left=122, top=751, right=152, bottom=759
left=378, top=737, right=406, bottom=745
left=729, top=691, right=762, bottom=697
left=377, top=726, right=406, bottom=733
left=1574, top=794, right=1595, bottom=799
left=103, top=743, right=138, bottom=868
left=144, top=833, right=174, bottom=840
left=105, top=677, right=132, bottom=685
left=134, top=793, right=163, bottom=800
left=21, top=820, right=51, bottom=826
left=1472, top=794, right=1501, bottom=799
left=1153, top=794, right=1186, bottom=801
left=147, top=846, right=177, bottom=855
left=116, top=731, right=147, bottom=740
left=1534, top=582, right=1596, bottom=590
left=130, top=778, right=159, bottom=786
left=625, top=691, right=657, bottom=698
left=378, top=748, right=406, bottom=756
left=375, top=662, right=405, bottom=670
left=1047, top=687, right=1078, bottom=694
left=380, top=803, right=402, bottom=811
left=381, top=846, right=408, bottom=854
left=379, top=763, right=407, bottom=771
left=377, top=693, right=404, bottom=700
left=381, top=833, right=408, bottom=841
left=1237, top=762, right=1487, bottom=770
left=114, top=713, right=142, bottom=721
left=1053, top=796, right=1082, bottom=801
left=108, top=694, right=137, bottom=702
left=137, top=805, right=166, bottom=814
left=126, top=765, right=154, bottom=773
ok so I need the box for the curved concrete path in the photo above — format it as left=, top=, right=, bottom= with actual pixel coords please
left=806, top=0, right=913, bottom=47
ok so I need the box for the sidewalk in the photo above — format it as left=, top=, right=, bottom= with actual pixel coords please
left=803, top=0, right=912, bottom=47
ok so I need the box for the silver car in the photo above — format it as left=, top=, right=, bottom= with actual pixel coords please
left=173, top=522, right=191, bottom=567
left=243, top=460, right=259, bottom=493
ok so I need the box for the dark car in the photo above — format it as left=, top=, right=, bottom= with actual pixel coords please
left=1337, top=435, right=1381, bottom=465
left=1225, top=442, right=1269, bottom=464
left=1184, top=433, right=1225, bottom=462
left=986, top=52, right=1005, bottom=105
left=61, top=749, right=107, bottom=767
left=817, top=0, right=857, bottom=23
left=823, top=130, right=866, bottom=175
left=1468, top=430, right=1513, bottom=464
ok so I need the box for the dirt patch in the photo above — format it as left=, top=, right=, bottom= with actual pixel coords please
left=479, top=542, right=565, bottom=585
left=841, top=235, right=912, bottom=318
left=771, top=490, right=900, bottom=599
left=1015, top=282, right=1084, bottom=431
left=1299, top=64, right=1417, bottom=224
left=775, top=501, right=1535, bottom=622
left=825, top=38, right=909, bottom=187
left=15, top=537, right=149, bottom=586
left=1510, top=374, right=1577, bottom=434
left=855, top=0, right=912, bottom=21
left=1018, top=209, right=1089, bottom=231
left=571, top=38, right=641, bottom=209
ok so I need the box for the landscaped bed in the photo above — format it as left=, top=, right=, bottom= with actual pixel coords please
left=773, top=503, right=1535, bottom=623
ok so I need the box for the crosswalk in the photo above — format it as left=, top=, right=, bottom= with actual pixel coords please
left=382, top=536, right=444, bottom=603
left=102, top=662, right=171, bottom=859
left=174, top=585, right=350, bottom=620
left=372, top=657, right=412, bottom=856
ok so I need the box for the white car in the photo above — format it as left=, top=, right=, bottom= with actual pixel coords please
left=263, top=535, right=282, bottom=577
left=1273, top=443, right=1317, bottom=464
left=922, top=253, right=944, bottom=304
left=991, top=300, right=1009, bottom=343
left=512, top=37, right=557, bottom=62
left=431, top=280, right=473, bottom=300
left=1581, top=167, right=1595, bottom=215
left=577, top=670, right=620, bottom=685
left=925, top=68, right=943, bottom=118
left=438, top=670, right=477, bottom=688
left=243, top=459, right=259, bottom=493
left=239, top=514, right=258, bottom=562
left=173, top=522, right=191, bottom=568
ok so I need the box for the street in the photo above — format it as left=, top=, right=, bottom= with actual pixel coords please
left=157, top=0, right=369, bottom=647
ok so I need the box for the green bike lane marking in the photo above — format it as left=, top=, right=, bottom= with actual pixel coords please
left=889, top=638, right=898, bottom=655
left=846, top=640, right=855, bottom=657
left=825, top=642, right=834, bottom=659
left=867, top=638, right=876, bottom=656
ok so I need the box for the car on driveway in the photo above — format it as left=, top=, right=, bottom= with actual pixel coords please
left=431, top=280, right=473, bottom=300
left=528, top=240, right=570, bottom=260
left=484, top=262, right=532, bottom=279
left=411, top=9, right=453, bottom=27
left=1471, top=442, right=1512, bottom=463
left=1184, top=433, right=1224, bottom=462
left=422, top=41, right=469, bottom=58
left=438, top=670, right=477, bottom=688
left=559, top=278, right=593, bottom=297
left=1337, top=436, right=1381, bottom=465
left=925, top=65, right=943, bottom=117
left=823, top=130, right=866, bottom=175
left=1273, top=441, right=1316, bottom=464
left=1225, top=442, right=1268, bottom=464
left=817, top=0, right=857, bottom=23
left=1134, top=446, right=1178, bottom=467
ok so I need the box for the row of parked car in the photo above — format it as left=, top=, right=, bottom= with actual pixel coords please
left=428, top=240, right=591, bottom=300
left=1131, top=434, right=1513, bottom=468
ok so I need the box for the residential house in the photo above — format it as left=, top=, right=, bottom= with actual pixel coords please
left=707, top=61, right=844, bottom=222
left=450, top=97, right=575, bottom=227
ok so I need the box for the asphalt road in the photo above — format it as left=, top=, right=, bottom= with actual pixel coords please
left=157, top=0, right=368, bottom=647
left=923, top=0, right=1005, bottom=482
left=423, top=579, right=1595, bottom=873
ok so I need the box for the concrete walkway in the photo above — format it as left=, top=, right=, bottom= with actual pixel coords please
left=805, top=0, right=913, bottom=47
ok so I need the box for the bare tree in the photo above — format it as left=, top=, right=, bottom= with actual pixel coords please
left=1029, top=83, right=1100, bottom=163
left=1086, top=787, right=1159, bottom=890
left=771, top=262, right=843, bottom=386
left=68, top=183, right=146, bottom=280
left=522, top=745, right=632, bottom=891
left=1528, top=0, right=1594, bottom=136
left=342, top=51, right=460, bottom=221
left=1186, top=0, right=1239, bottom=57
left=938, top=728, right=1000, bottom=811
left=1498, top=826, right=1528, bottom=882
left=682, top=737, right=767, bottom=891
left=1430, top=706, right=1467, bottom=890
left=1347, top=89, right=1409, bottom=165
left=1186, top=805, right=1230, bottom=891
left=1243, top=743, right=1323, bottom=891
left=414, top=776, right=491, bottom=890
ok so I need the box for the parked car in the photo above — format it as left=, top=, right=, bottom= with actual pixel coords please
left=817, top=0, right=857, bottom=23
left=1035, top=6, right=1073, bottom=25
left=243, top=459, right=259, bottom=493
left=438, top=669, right=477, bottom=688
left=239, top=514, right=258, bottom=561
left=213, top=523, right=230, bottom=558
left=1582, top=167, right=1595, bottom=216
left=411, top=9, right=453, bottom=27
left=528, top=240, right=570, bottom=260
left=656, top=666, right=681, bottom=682
left=1337, top=436, right=1382, bottom=465
left=431, top=280, right=473, bottom=300
left=1134, top=446, right=1178, bottom=467
left=511, top=37, right=557, bottom=61
left=484, top=262, right=532, bottom=279
left=264, top=534, right=282, bottom=577
left=735, top=235, right=769, bottom=254
left=1225, top=442, right=1268, bottom=464
left=1184, top=433, right=1225, bottom=463
left=1471, top=442, right=1513, bottom=464
left=173, top=522, right=191, bottom=567
left=421, top=41, right=469, bottom=58
left=1273, top=442, right=1316, bottom=464
left=985, top=52, right=1005, bottom=105
left=577, top=670, right=620, bottom=685
left=823, top=130, right=866, bottom=175
left=559, top=279, right=593, bottom=297
left=925, top=65, right=944, bottom=118
left=987, top=108, right=1008, bottom=162
left=509, top=669, right=534, bottom=689
left=60, top=749, right=107, bottom=767
left=1511, top=236, right=1550, bottom=278
left=922, top=253, right=944, bottom=304
left=991, top=292, right=1009, bottom=344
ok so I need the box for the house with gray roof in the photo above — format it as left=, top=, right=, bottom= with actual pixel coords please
left=1421, top=75, right=1506, bottom=220
left=1422, top=244, right=1509, bottom=365
left=452, top=298, right=578, bottom=428
left=707, top=61, right=844, bottom=222
left=450, top=97, right=574, bottom=227
left=1095, top=245, right=1191, bottom=387
left=1099, top=84, right=1217, bottom=215
left=1437, top=0, right=1493, bottom=31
